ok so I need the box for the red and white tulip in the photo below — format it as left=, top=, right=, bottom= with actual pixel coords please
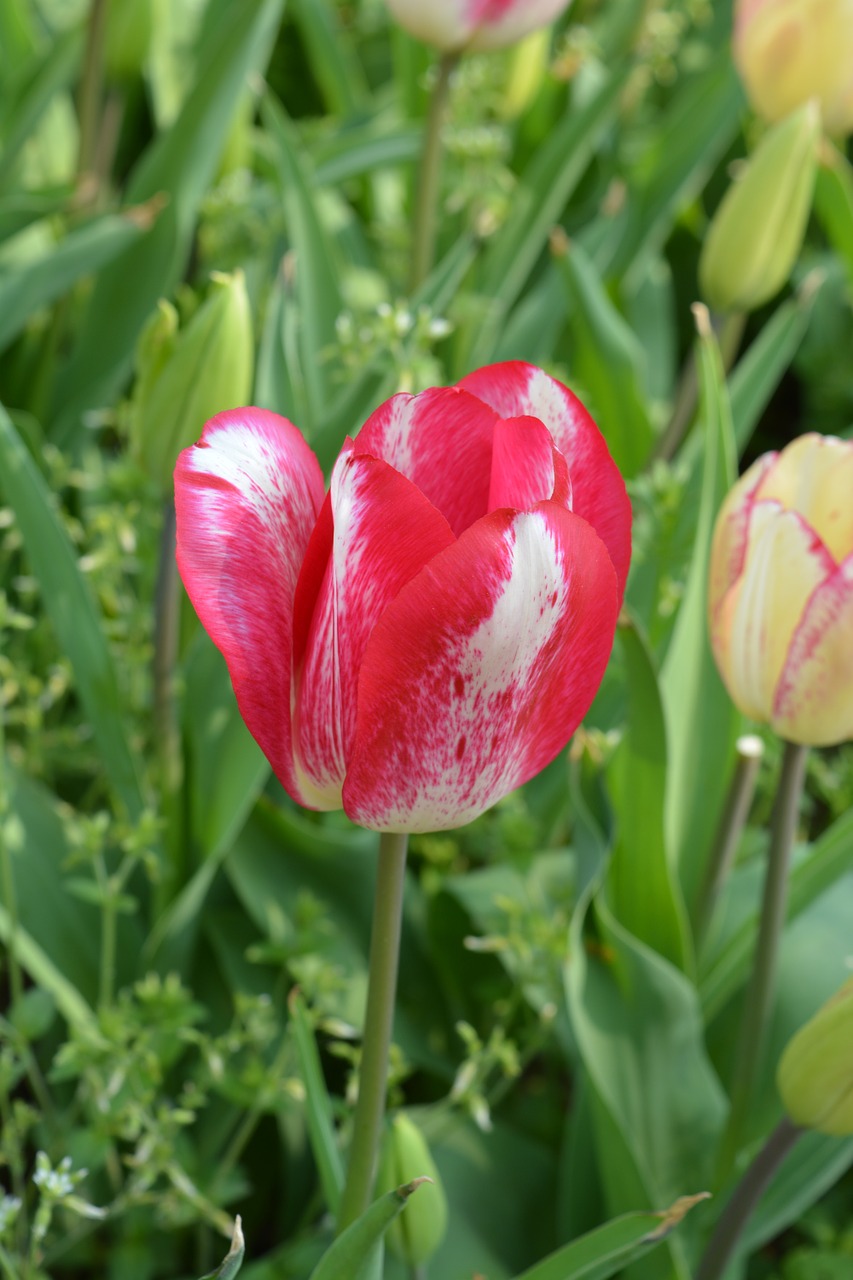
left=383, top=0, right=572, bottom=53
left=709, top=433, right=853, bottom=746
left=175, top=362, right=630, bottom=832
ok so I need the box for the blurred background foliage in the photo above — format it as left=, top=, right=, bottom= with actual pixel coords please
left=1, top=0, right=853, bottom=1277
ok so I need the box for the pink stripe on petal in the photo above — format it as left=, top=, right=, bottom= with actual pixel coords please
left=772, top=552, right=853, bottom=746
left=709, top=451, right=778, bottom=625
left=458, top=361, right=631, bottom=598
left=343, top=503, right=619, bottom=832
left=354, top=386, right=497, bottom=536
left=174, top=408, right=325, bottom=806
left=293, top=451, right=456, bottom=804
left=489, top=415, right=568, bottom=512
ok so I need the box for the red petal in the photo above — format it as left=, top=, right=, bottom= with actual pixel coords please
left=292, top=451, right=456, bottom=805
left=458, top=361, right=631, bottom=598
left=353, top=386, right=498, bottom=536
left=489, top=415, right=571, bottom=512
left=174, top=408, right=326, bottom=805
left=343, top=503, right=619, bottom=832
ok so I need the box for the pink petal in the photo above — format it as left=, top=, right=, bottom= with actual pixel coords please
left=353, top=386, right=498, bottom=537
left=488, top=415, right=572, bottom=512
left=457, top=361, right=631, bottom=598
left=292, top=450, right=456, bottom=806
left=343, top=503, right=619, bottom=832
left=174, top=408, right=325, bottom=805
left=773, top=552, right=853, bottom=746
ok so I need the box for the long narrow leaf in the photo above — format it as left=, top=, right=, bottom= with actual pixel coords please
left=289, top=990, right=346, bottom=1215
left=0, top=28, right=83, bottom=185
left=0, top=902, right=96, bottom=1034
left=310, top=1183, right=427, bottom=1280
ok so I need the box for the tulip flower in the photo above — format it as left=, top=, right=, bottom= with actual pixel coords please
left=384, top=0, right=572, bottom=53
left=174, top=361, right=630, bottom=833
left=733, top=0, right=853, bottom=136
left=708, top=432, right=853, bottom=746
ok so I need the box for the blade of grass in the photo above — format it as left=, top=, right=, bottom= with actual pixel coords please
left=289, top=990, right=346, bottom=1216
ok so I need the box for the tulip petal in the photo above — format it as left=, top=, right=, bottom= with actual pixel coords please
left=292, top=451, right=456, bottom=807
left=708, top=451, right=777, bottom=622
left=343, top=503, right=619, bottom=832
left=754, top=432, right=853, bottom=565
left=712, top=503, right=835, bottom=724
left=467, top=0, right=570, bottom=50
left=773, top=552, right=853, bottom=746
left=354, top=386, right=497, bottom=536
left=457, top=361, right=631, bottom=597
left=489, top=415, right=571, bottom=512
left=174, top=408, right=326, bottom=804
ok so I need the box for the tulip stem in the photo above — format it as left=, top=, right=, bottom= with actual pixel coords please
left=78, top=0, right=110, bottom=183
left=696, top=1118, right=802, bottom=1280
left=338, top=830, right=409, bottom=1231
left=694, top=734, right=764, bottom=950
left=410, top=52, right=459, bottom=293
left=717, top=740, right=808, bottom=1182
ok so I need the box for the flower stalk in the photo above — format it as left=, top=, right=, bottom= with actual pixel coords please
left=338, top=831, right=409, bottom=1231
left=410, top=53, right=459, bottom=293
left=717, top=740, right=808, bottom=1181
left=694, top=734, right=764, bottom=949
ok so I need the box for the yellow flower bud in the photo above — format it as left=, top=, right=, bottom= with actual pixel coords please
left=708, top=432, right=853, bottom=746
left=375, top=1114, right=448, bottom=1266
left=734, top=0, right=853, bottom=136
left=699, top=101, right=820, bottom=314
left=130, top=271, right=253, bottom=490
left=778, top=977, right=853, bottom=1135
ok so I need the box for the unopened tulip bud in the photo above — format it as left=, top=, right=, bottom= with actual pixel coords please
left=384, top=0, right=571, bottom=53
left=501, top=29, right=552, bottom=118
left=699, top=101, right=820, bottom=314
left=131, top=271, right=253, bottom=490
left=778, top=978, right=853, bottom=1135
left=375, top=1114, right=448, bottom=1265
left=734, top=0, right=853, bottom=136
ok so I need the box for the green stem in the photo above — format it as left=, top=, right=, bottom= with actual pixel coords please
left=697, top=1119, right=801, bottom=1280
left=409, top=53, right=459, bottom=293
left=652, top=311, right=745, bottom=464
left=717, top=741, right=808, bottom=1182
left=99, top=883, right=117, bottom=1008
left=154, top=499, right=185, bottom=910
left=338, top=831, right=409, bottom=1231
left=694, top=734, right=764, bottom=949
left=77, top=0, right=110, bottom=182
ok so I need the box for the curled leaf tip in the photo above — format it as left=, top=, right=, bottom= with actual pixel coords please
left=125, top=192, right=169, bottom=230
left=230, top=1216, right=245, bottom=1253
left=549, top=226, right=570, bottom=256
left=398, top=1176, right=434, bottom=1200
left=643, top=1192, right=711, bottom=1242
left=691, top=302, right=712, bottom=338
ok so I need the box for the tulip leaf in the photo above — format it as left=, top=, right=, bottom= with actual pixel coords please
left=0, top=209, right=149, bottom=355
left=554, top=238, right=654, bottom=477
left=310, top=1182, right=427, bottom=1280
left=0, top=26, right=83, bottom=186
left=813, top=142, right=853, bottom=293
left=510, top=1195, right=708, bottom=1280
left=0, top=404, right=144, bottom=819
left=199, top=1217, right=245, bottom=1280
left=660, top=308, right=739, bottom=914
left=288, top=990, right=346, bottom=1217
left=289, top=0, right=367, bottom=117
left=52, top=0, right=283, bottom=443
left=313, top=123, right=422, bottom=187
left=605, top=617, right=690, bottom=971
left=565, top=891, right=725, bottom=1280
left=261, top=93, right=345, bottom=433
left=464, top=62, right=626, bottom=368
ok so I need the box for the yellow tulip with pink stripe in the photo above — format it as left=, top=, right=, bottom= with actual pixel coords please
left=174, top=362, right=630, bottom=833
left=383, top=0, right=571, bottom=52
left=709, top=433, right=853, bottom=745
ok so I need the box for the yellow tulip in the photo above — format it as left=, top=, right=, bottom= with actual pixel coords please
left=733, top=0, right=853, bottom=135
left=778, top=977, right=853, bottom=1135
left=708, top=432, right=853, bottom=745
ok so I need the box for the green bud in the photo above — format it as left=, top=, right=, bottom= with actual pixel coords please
left=130, top=270, right=253, bottom=489
left=777, top=977, right=853, bottom=1136
left=699, top=101, right=820, bottom=314
left=375, top=1114, right=448, bottom=1266
left=501, top=28, right=552, bottom=119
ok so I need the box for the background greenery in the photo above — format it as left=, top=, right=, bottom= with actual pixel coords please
left=1, top=0, right=853, bottom=1277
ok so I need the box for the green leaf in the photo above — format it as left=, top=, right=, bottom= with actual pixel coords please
left=606, top=618, right=690, bottom=970
left=289, top=989, right=346, bottom=1216
left=261, top=94, right=345, bottom=431
left=814, top=142, right=853, bottom=293
left=465, top=64, right=626, bottom=368
left=289, top=0, right=367, bottom=117
left=0, top=208, right=150, bottom=354
left=554, top=238, right=654, bottom=477
left=512, top=1197, right=709, bottom=1280
left=0, top=405, right=144, bottom=818
left=0, top=27, right=83, bottom=186
left=310, top=1182, right=428, bottom=1280
left=660, top=308, right=739, bottom=914
left=0, top=901, right=96, bottom=1035
left=199, top=1217, right=245, bottom=1280
left=53, top=0, right=283, bottom=441
left=314, top=124, right=422, bottom=187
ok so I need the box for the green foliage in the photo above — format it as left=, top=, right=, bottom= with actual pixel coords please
left=2, top=0, right=853, bottom=1278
